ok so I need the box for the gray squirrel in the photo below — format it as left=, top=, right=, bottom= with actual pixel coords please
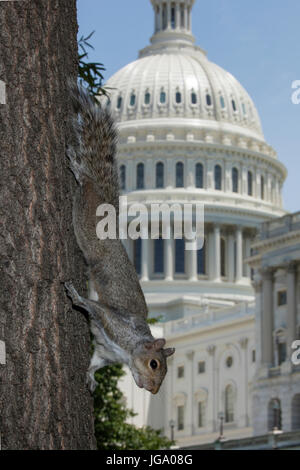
left=65, top=83, right=175, bottom=394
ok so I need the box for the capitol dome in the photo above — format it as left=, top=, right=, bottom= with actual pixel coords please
left=105, top=0, right=287, bottom=313
left=107, top=45, right=264, bottom=142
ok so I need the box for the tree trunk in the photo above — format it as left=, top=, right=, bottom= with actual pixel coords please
left=0, top=0, right=96, bottom=449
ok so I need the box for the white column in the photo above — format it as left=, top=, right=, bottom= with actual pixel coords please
left=140, top=238, right=149, bottom=281
left=213, top=224, right=221, bottom=281
left=167, top=0, right=171, bottom=29
left=206, top=345, right=216, bottom=432
left=236, top=226, right=243, bottom=282
left=186, top=350, right=195, bottom=436
left=184, top=4, right=188, bottom=30
left=175, top=1, right=180, bottom=29
left=164, top=226, right=174, bottom=281
left=287, top=262, right=297, bottom=358
left=208, top=228, right=214, bottom=281
left=227, top=231, right=235, bottom=282
left=239, top=337, right=249, bottom=427
left=261, top=268, right=274, bottom=366
left=188, top=243, right=198, bottom=281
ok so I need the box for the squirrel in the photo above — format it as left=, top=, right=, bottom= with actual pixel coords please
left=64, top=83, right=175, bottom=395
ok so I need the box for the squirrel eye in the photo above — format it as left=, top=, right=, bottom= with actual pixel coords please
left=150, top=359, right=158, bottom=370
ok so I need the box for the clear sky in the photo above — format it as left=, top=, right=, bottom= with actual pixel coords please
left=77, top=0, right=300, bottom=213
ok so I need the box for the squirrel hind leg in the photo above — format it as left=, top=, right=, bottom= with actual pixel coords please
left=66, top=146, right=84, bottom=185
left=87, top=350, right=111, bottom=393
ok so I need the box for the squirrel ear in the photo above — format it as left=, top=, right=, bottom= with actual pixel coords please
left=154, top=338, right=166, bottom=351
left=164, top=347, right=175, bottom=357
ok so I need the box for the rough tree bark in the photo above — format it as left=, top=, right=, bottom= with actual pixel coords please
left=0, top=0, right=96, bottom=449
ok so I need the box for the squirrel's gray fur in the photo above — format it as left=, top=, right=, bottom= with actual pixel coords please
left=65, top=83, right=175, bottom=394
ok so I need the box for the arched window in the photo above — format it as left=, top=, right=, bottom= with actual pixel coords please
left=154, top=238, right=164, bottom=274
left=120, top=165, right=126, bottom=191
left=206, top=94, right=212, bottom=106
left=156, top=162, right=164, bottom=189
left=198, top=402, right=205, bottom=428
left=117, top=96, right=122, bottom=109
left=160, top=90, right=166, bottom=104
left=214, top=165, right=222, bottom=190
left=175, top=239, right=185, bottom=274
left=292, top=394, right=300, bottom=431
left=268, top=398, right=282, bottom=431
left=232, top=167, right=239, bottom=193
left=191, top=91, right=197, bottom=105
left=232, top=99, right=237, bottom=112
left=248, top=171, right=253, bottom=196
left=134, top=239, right=142, bottom=275
left=221, top=237, right=226, bottom=277
left=130, top=93, right=136, bottom=107
left=225, top=385, right=234, bottom=423
left=261, top=175, right=265, bottom=200
left=220, top=96, right=225, bottom=109
left=136, top=163, right=144, bottom=189
left=176, top=162, right=184, bottom=188
left=195, top=163, right=204, bottom=188
left=144, top=92, right=151, bottom=105
left=197, top=244, right=206, bottom=275
left=175, top=91, right=182, bottom=104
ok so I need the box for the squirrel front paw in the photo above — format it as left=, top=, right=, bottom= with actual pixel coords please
left=86, top=372, right=98, bottom=394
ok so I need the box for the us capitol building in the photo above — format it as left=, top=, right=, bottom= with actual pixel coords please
left=103, top=0, right=300, bottom=448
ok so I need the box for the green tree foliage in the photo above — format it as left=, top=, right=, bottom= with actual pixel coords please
left=93, top=365, right=173, bottom=450
left=77, top=33, right=173, bottom=451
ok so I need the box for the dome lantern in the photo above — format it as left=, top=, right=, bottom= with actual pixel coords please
left=150, top=0, right=196, bottom=47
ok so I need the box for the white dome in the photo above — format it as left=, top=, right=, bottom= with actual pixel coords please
left=107, top=52, right=263, bottom=141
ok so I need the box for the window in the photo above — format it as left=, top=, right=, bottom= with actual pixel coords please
left=180, top=4, right=184, bottom=27
left=252, top=350, right=256, bottom=363
left=277, top=290, right=287, bottom=306
left=221, top=238, right=226, bottom=277
left=119, top=165, right=126, bottom=191
left=232, top=167, right=239, bottom=193
left=177, top=406, right=184, bottom=431
left=134, top=239, right=142, bottom=275
left=177, top=366, right=184, bottom=378
left=130, top=93, right=136, bottom=107
left=176, top=162, right=184, bottom=188
left=292, top=394, right=300, bottom=431
left=220, top=96, right=225, bottom=109
left=268, top=399, right=282, bottom=431
left=195, top=163, right=204, bottom=188
left=232, top=99, right=237, bottom=112
left=191, top=91, right=197, bottom=105
left=248, top=171, right=253, bottom=196
left=171, top=5, right=176, bottom=29
left=160, top=91, right=166, bottom=104
left=225, top=385, right=234, bottom=423
left=197, top=246, right=206, bottom=275
left=144, top=92, right=151, bottom=105
left=136, top=163, right=144, bottom=189
left=214, top=165, right=222, bottom=190
left=261, top=175, right=265, bottom=200
left=117, top=96, right=122, bottom=109
left=226, top=356, right=233, bottom=368
left=175, top=91, right=182, bottom=104
left=154, top=238, right=164, bottom=274
left=198, top=361, right=206, bottom=374
left=206, top=94, right=212, bottom=106
left=278, top=342, right=286, bottom=365
left=156, top=162, right=164, bottom=189
left=162, top=3, right=167, bottom=30
left=175, top=239, right=185, bottom=274
left=198, top=402, right=205, bottom=428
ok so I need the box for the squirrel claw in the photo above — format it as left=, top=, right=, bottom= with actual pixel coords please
left=64, top=281, right=82, bottom=305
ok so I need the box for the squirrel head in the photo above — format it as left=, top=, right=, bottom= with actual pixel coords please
left=130, top=339, right=175, bottom=395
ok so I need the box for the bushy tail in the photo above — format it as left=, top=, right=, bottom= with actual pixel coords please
left=67, top=81, right=119, bottom=207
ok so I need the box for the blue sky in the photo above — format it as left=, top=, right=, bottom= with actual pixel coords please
left=77, top=0, right=300, bottom=213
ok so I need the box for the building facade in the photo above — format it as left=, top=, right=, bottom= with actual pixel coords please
left=102, top=0, right=298, bottom=447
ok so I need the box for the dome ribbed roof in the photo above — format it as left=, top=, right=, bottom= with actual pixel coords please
left=105, top=0, right=264, bottom=142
